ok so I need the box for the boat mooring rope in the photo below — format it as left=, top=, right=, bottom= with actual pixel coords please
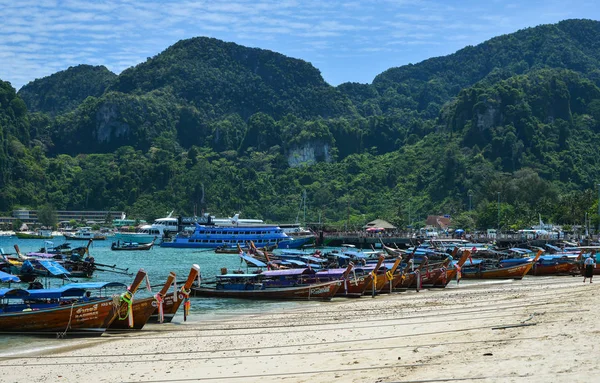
left=56, top=302, right=77, bottom=339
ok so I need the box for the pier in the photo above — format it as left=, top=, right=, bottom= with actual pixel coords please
left=317, top=232, right=573, bottom=249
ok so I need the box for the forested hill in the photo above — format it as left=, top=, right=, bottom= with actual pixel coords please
left=18, top=37, right=357, bottom=156
left=340, top=19, right=600, bottom=117
left=18, top=65, right=117, bottom=116
left=109, top=37, right=356, bottom=120
left=2, top=19, right=600, bottom=230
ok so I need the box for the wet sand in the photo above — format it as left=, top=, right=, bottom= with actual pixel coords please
left=0, top=276, right=598, bottom=383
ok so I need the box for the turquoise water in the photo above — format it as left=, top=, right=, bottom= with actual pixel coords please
left=0, top=235, right=303, bottom=354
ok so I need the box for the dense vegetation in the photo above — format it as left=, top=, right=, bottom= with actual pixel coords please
left=2, top=19, right=600, bottom=232
left=19, top=65, right=117, bottom=116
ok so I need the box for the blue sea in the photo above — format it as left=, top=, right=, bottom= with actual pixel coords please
left=0, top=235, right=306, bottom=355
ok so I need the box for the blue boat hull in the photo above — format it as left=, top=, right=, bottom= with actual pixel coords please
left=160, top=224, right=295, bottom=249
left=277, top=236, right=314, bottom=249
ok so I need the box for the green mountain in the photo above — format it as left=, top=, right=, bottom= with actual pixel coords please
left=18, top=65, right=117, bottom=116
left=340, top=19, right=600, bottom=117
left=31, top=38, right=357, bottom=155
left=2, top=19, right=600, bottom=230
left=110, top=37, right=356, bottom=120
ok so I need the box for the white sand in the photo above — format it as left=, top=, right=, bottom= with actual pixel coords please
left=0, top=276, right=598, bottom=383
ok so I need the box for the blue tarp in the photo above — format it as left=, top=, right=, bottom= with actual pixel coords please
left=62, top=282, right=127, bottom=290
left=0, top=270, right=20, bottom=283
left=299, top=256, right=325, bottom=263
left=239, top=253, right=267, bottom=268
left=280, top=259, right=307, bottom=266
left=37, top=260, right=71, bottom=276
left=0, top=288, right=29, bottom=299
left=261, top=269, right=315, bottom=277
left=508, top=248, right=530, bottom=254
left=26, top=287, right=86, bottom=299
left=545, top=244, right=562, bottom=252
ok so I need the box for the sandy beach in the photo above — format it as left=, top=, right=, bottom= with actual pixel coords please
left=0, top=276, right=598, bottom=383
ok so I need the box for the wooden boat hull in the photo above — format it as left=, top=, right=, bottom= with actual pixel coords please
left=405, top=267, right=448, bottom=288
left=461, top=262, right=533, bottom=279
left=375, top=272, right=404, bottom=294
left=148, top=292, right=181, bottom=323
left=530, top=262, right=578, bottom=276
left=192, top=281, right=341, bottom=301
left=395, top=272, right=417, bottom=290
left=149, top=265, right=200, bottom=323
left=0, top=298, right=116, bottom=336
left=575, top=264, right=600, bottom=275
left=363, top=272, right=388, bottom=294
left=109, top=296, right=157, bottom=330
left=335, top=275, right=371, bottom=297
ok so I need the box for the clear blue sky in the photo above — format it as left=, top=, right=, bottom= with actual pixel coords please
left=1, top=0, right=599, bottom=90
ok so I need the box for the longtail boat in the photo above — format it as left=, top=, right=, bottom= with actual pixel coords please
left=111, top=239, right=156, bottom=251
left=530, top=252, right=580, bottom=276
left=149, top=264, right=200, bottom=323
left=395, top=255, right=452, bottom=290
left=191, top=264, right=352, bottom=301
left=314, top=264, right=371, bottom=298
left=109, top=271, right=176, bottom=330
left=0, top=269, right=147, bottom=336
left=461, top=250, right=543, bottom=279
left=192, top=278, right=342, bottom=300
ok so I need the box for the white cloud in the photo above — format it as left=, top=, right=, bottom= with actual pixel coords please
left=0, top=0, right=599, bottom=89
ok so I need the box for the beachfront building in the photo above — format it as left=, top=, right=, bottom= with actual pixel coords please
left=9, top=209, right=125, bottom=225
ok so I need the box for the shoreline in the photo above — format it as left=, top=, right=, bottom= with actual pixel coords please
left=0, top=276, right=597, bottom=382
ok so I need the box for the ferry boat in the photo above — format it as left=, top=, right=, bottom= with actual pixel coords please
left=114, top=212, right=262, bottom=244
left=160, top=220, right=297, bottom=249
left=114, top=212, right=179, bottom=244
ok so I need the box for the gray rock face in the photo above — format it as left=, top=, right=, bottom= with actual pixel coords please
left=287, top=141, right=331, bottom=167
left=95, top=102, right=130, bottom=143
left=476, top=103, right=498, bottom=130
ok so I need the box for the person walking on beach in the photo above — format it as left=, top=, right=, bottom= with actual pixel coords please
left=583, top=252, right=596, bottom=283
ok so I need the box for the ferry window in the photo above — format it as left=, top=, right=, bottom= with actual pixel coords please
left=209, top=240, right=215, bottom=243
left=233, top=231, right=239, bottom=235
left=216, top=231, right=222, bottom=235
left=202, top=240, right=208, bottom=243
left=199, top=231, right=205, bottom=234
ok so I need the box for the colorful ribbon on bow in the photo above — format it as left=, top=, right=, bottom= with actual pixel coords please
left=181, top=287, right=191, bottom=322
left=119, top=291, right=134, bottom=328
left=155, top=293, right=164, bottom=324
